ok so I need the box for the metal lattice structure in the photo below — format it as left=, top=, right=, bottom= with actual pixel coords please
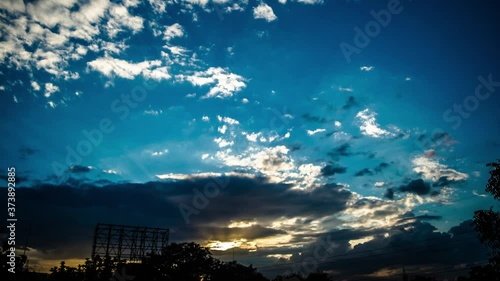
left=91, top=223, right=169, bottom=262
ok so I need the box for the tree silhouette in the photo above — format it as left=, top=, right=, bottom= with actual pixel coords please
left=211, top=260, right=268, bottom=281
left=473, top=159, right=500, bottom=270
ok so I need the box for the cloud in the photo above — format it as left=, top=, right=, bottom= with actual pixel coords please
left=68, top=165, right=93, bottom=173
left=31, top=81, right=41, bottom=91
left=320, top=164, right=347, bottom=177
left=355, top=108, right=396, bottom=138
left=202, top=116, right=210, bottom=122
left=44, top=83, right=59, bottom=98
left=253, top=3, right=277, bottom=22
left=14, top=176, right=352, bottom=266
left=215, top=145, right=324, bottom=188
left=306, top=128, right=326, bottom=136
left=214, top=137, right=234, bottom=148
left=412, top=156, right=468, bottom=183
left=360, top=66, right=374, bottom=71
left=148, top=0, right=167, bottom=14
left=87, top=57, right=171, bottom=80
left=105, top=4, right=144, bottom=38
left=327, top=143, right=352, bottom=159
left=354, top=168, right=374, bottom=177
left=295, top=0, right=324, bottom=4
left=144, top=109, right=163, bottom=116
left=398, top=179, right=431, bottom=196
left=302, top=113, right=327, bottom=123
left=338, top=86, right=353, bottom=92
left=177, top=67, right=247, bottom=99
left=0, top=0, right=25, bottom=14
left=374, top=162, right=390, bottom=173
left=217, top=115, right=240, bottom=125
left=384, top=188, right=395, bottom=199
left=163, top=23, right=184, bottom=41
left=342, top=96, right=358, bottom=110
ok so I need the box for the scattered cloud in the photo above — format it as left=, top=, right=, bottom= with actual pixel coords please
left=177, top=67, right=246, bottom=99
left=360, top=66, right=374, bottom=71
left=253, top=3, right=277, bottom=22
left=306, top=128, right=326, bottom=136
left=44, top=83, right=59, bottom=98
left=356, top=109, right=396, bottom=138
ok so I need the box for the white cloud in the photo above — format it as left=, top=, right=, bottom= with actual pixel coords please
left=242, top=98, right=249, bottom=104
left=214, top=137, right=234, bottom=148
left=163, top=23, right=184, bottom=41
left=31, top=81, right=41, bottom=91
left=360, top=66, right=374, bottom=71
left=295, top=0, right=323, bottom=4
left=44, top=83, right=59, bottom=98
left=0, top=0, right=26, bottom=14
left=152, top=149, right=169, bottom=156
left=355, top=109, right=395, bottom=138
left=148, top=0, right=167, bottom=14
left=217, top=115, right=240, bottom=125
left=156, top=172, right=224, bottom=181
left=412, top=156, right=468, bottom=183
left=177, top=67, right=246, bottom=99
left=215, top=145, right=323, bottom=188
left=202, top=116, right=210, bottom=122
left=103, top=169, right=119, bottom=174
left=144, top=109, right=163, bottom=116
left=339, top=86, right=353, bottom=92
left=306, top=128, right=326, bottom=136
left=334, top=121, right=342, bottom=128
left=87, top=57, right=171, bottom=80
left=243, top=132, right=261, bottom=142
left=143, top=66, right=171, bottom=81
left=201, top=153, right=210, bottom=160
left=218, top=125, right=228, bottom=134
left=253, top=3, right=277, bottom=22
left=278, top=0, right=287, bottom=4
left=105, top=4, right=144, bottom=38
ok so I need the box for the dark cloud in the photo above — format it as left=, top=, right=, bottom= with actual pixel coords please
left=186, top=224, right=287, bottom=242
left=397, top=212, right=442, bottom=223
left=354, top=168, right=374, bottom=177
left=374, top=162, right=390, bottom=173
left=320, top=164, right=347, bottom=177
left=276, top=220, right=489, bottom=280
left=7, top=176, right=353, bottom=261
left=384, top=188, right=395, bottom=200
left=327, top=143, right=352, bottom=159
left=417, top=133, right=426, bottom=142
left=398, top=179, right=431, bottom=195
left=19, top=146, right=38, bottom=160
left=342, top=96, right=358, bottom=110
left=286, top=143, right=302, bottom=152
left=432, top=175, right=466, bottom=187
left=68, top=165, right=93, bottom=173
left=302, top=113, right=328, bottom=123
left=431, top=132, right=450, bottom=143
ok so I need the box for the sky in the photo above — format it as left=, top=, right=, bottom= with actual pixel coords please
left=1, top=0, right=500, bottom=279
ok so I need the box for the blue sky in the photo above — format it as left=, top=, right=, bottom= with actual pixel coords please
left=1, top=0, right=499, bottom=279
